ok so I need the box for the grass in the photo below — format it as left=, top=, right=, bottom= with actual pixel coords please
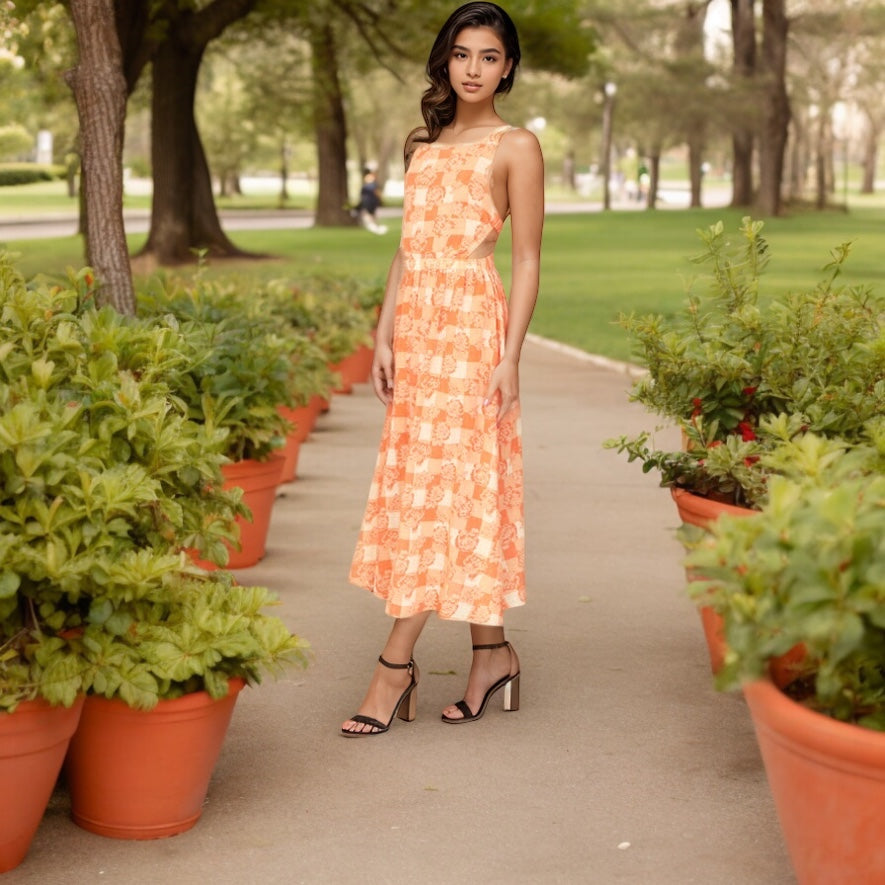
left=3, top=194, right=884, bottom=364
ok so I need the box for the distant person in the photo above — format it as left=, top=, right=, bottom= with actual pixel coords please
left=342, top=1, right=543, bottom=737
left=356, top=169, right=387, bottom=235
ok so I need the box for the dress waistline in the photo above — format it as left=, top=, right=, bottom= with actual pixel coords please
left=401, top=253, right=496, bottom=270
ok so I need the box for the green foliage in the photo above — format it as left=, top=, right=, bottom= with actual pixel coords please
left=683, top=426, right=885, bottom=729
left=0, top=252, right=307, bottom=711
left=0, top=125, right=34, bottom=161
left=137, top=273, right=297, bottom=462
left=270, top=273, right=377, bottom=366
left=605, top=218, right=885, bottom=507
left=0, top=163, right=65, bottom=185
left=75, top=567, right=309, bottom=711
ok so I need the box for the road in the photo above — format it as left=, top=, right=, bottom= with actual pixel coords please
left=0, top=186, right=732, bottom=242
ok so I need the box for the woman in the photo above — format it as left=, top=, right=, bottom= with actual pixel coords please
left=342, top=1, right=544, bottom=736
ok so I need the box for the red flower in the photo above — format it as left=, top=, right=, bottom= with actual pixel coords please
left=737, top=421, right=756, bottom=442
left=691, top=397, right=703, bottom=418
left=708, top=440, right=723, bottom=448
left=744, top=455, right=760, bottom=467
left=742, top=386, right=757, bottom=397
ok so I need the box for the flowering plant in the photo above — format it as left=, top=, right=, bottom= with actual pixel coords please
left=605, top=217, right=885, bottom=508
left=682, top=426, right=885, bottom=727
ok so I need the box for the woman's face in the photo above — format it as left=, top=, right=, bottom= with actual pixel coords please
left=447, top=26, right=512, bottom=106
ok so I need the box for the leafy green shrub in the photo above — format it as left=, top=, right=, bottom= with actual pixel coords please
left=0, top=163, right=65, bottom=186
left=605, top=217, right=885, bottom=507
left=683, top=425, right=885, bottom=728
left=0, top=254, right=307, bottom=711
left=138, top=275, right=296, bottom=462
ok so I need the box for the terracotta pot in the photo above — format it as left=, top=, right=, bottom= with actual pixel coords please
left=277, top=405, right=315, bottom=483
left=330, top=356, right=354, bottom=395
left=672, top=488, right=756, bottom=671
left=279, top=404, right=315, bottom=444
left=193, top=454, right=285, bottom=570
left=311, top=393, right=330, bottom=415
left=348, top=343, right=374, bottom=384
left=670, top=486, right=755, bottom=528
left=224, top=454, right=284, bottom=568
left=744, top=678, right=885, bottom=884
left=0, top=697, right=85, bottom=872
left=65, top=679, right=245, bottom=840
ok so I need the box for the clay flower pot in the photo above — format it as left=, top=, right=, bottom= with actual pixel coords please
left=0, top=697, right=85, bottom=872
left=277, top=404, right=315, bottom=483
left=65, top=679, right=245, bottom=840
left=194, top=454, right=285, bottom=570
left=672, top=488, right=755, bottom=672
left=744, top=678, right=885, bottom=884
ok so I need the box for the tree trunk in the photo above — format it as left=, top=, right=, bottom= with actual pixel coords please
left=756, top=0, right=790, bottom=216
left=814, top=109, right=828, bottom=209
left=646, top=148, right=662, bottom=209
left=67, top=0, right=135, bottom=314
left=729, top=0, right=756, bottom=206
left=280, top=140, right=291, bottom=202
left=141, top=40, right=249, bottom=264
left=688, top=133, right=704, bottom=207
left=861, top=118, right=879, bottom=194
left=785, top=109, right=807, bottom=202
left=310, top=21, right=356, bottom=226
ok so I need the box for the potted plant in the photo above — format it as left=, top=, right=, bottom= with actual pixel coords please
left=0, top=254, right=308, bottom=861
left=682, top=428, right=885, bottom=883
left=280, top=277, right=376, bottom=393
left=605, top=216, right=884, bottom=512
left=63, top=562, right=308, bottom=839
left=138, top=275, right=297, bottom=567
left=604, top=218, right=885, bottom=671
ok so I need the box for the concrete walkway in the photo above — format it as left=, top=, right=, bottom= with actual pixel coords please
left=8, top=339, right=795, bottom=884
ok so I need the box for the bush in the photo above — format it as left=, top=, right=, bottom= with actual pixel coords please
left=0, top=163, right=66, bottom=186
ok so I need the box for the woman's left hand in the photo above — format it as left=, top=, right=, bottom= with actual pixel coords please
left=483, top=358, right=520, bottom=422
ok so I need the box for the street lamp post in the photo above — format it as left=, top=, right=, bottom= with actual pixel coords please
left=601, top=81, right=617, bottom=210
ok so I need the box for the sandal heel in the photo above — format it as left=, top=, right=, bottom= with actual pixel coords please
left=503, top=674, right=520, bottom=712
left=398, top=684, right=417, bottom=722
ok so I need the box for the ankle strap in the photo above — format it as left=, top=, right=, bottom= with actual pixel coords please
left=378, top=655, right=414, bottom=670
left=472, top=641, right=509, bottom=651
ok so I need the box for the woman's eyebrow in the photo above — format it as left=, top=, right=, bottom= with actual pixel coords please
left=452, top=43, right=501, bottom=54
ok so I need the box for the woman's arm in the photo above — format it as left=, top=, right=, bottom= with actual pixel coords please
left=486, top=128, right=544, bottom=419
left=372, top=248, right=404, bottom=405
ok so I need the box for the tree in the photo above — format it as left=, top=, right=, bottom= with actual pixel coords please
left=308, top=13, right=353, bottom=226
left=66, top=0, right=134, bottom=313
left=755, top=0, right=789, bottom=215
left=585, top=0, right=719, bottom=208
left=133, top=0, right=261, bottom=263
left=729, top=0, right=756, bottom=206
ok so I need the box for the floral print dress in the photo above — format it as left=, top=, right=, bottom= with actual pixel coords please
left=349, top=125, right=525, bottom=626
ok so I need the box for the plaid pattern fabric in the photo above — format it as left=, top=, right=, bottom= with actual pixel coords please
left=349, top=126, right=525, bottom=625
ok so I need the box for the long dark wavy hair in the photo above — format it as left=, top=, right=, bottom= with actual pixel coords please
left=405, top=2, right=521, bottom=161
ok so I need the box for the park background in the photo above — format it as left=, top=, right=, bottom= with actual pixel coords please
left=1, top=3, right=885, bottom=883
left=1, top=0, right=885, bottom=361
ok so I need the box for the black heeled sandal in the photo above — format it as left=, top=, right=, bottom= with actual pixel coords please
left=441, top=641, right=520, bottom=724
left=340, top=655, right=418, bottom=738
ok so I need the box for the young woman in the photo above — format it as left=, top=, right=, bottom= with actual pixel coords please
left=342, top=1, right=544, bottom=736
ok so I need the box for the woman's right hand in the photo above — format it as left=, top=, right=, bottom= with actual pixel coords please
left=372, top=341, right=395, bottom=405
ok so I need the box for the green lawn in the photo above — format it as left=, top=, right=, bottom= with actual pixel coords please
left=3, top=201, right=884, bottom=364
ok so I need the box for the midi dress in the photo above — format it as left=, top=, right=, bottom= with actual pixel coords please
left=349, top=125, right=525, bottom=627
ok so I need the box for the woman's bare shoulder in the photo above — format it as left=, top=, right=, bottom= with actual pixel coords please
left=499, top=126, right=543, bottom=159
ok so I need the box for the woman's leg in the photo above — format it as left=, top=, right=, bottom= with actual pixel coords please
left=441, top=623, right=520, bottom=720
left=341, top=611, right=431, bottom=735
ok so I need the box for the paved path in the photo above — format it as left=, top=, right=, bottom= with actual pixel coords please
left=7, top=339, right=795, bottom=884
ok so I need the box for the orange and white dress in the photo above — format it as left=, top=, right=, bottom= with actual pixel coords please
left=349, top=125, right=525, bottom=626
